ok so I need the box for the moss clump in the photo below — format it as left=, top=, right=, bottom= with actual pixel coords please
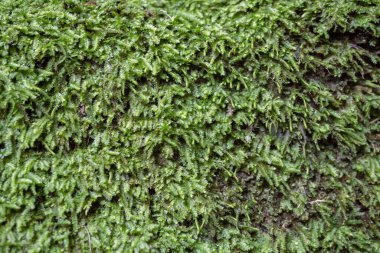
left=1, top=0, right=379, bottom=252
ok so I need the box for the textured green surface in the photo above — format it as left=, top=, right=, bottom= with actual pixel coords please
left=1, top=0, right=380, bottom=252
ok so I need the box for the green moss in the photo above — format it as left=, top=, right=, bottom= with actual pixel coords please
left=0, top=0, right=379, bottom=252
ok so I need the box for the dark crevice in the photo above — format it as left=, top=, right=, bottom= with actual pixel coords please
left=85, top=199, right=101, bottom=216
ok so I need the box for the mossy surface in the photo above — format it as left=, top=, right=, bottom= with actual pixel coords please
left=1, top=0, right=379, bottom=252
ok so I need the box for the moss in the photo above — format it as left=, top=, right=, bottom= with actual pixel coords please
left=0, top=0, right=379, bottom=252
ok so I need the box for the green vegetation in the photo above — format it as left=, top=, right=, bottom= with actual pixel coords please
left=1, top=0, right=379, bottom=252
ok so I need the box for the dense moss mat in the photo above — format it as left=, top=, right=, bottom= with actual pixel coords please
left=1, top=0, right=380, bottom=252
